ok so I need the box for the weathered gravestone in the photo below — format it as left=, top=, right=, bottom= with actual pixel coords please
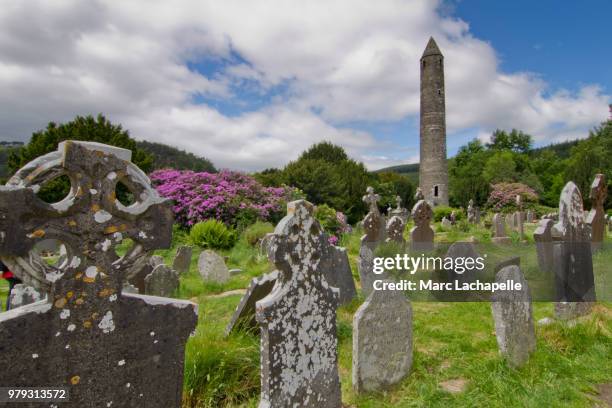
left=410, top=200, right=434, bottom=252
left=414, top=187, right=424, bottom=201
left=515, top=195, right=525, bottom=240
left=126, top=252, right=155, bottom=293
left=8, top=283, right=45, bottom=309
left=505, top=214, right=514, bottom=231
left=491, top=265, right=536, bottom=368
left=358, top=189, right=386, bottom=297
left=586, top=174, right=607, bottom=251
left=467, top=199, right=477, bottom=224
left=325, top=245, right=357, bottom=305
left=551, top=182, right=596, bottom=320
left=526, top=210, right=534, bottom=223
left=352, top=284, right=413, bottom=393
left=441, top=216, right=452, bottom=229
left=390, top=195, right=409, bottom=224
left=172, top=245, right=192, bottom=274
left=534, top=219, right=555, bottom=273
left=225, top=270, right=278, bottom=336
left=449, top=210, right=457, bottom=225
left=256, top=200, right=341, bottom=408
left=198, top=249, right=229, bottom=283
left=385, top=215, right=406, bottom=244
left=149, top=254, right=164, bottom=267
left=0, top=141, right=197, bottom=407
left=444, top=242, right=481, bottom=284
left=145, top=264, right=179, bottom=297
left=492, top=213, right=511, bottom=244
left=494, top=256, right=520, bottom=274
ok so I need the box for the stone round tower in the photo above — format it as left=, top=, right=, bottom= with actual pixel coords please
left=419, top=37, right=448, bottom=206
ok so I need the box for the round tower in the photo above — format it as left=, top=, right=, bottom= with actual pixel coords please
left=419, top=37, right=449, bottom=206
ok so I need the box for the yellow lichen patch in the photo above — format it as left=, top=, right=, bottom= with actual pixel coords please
left=119, top=224, right=127, bottom=231
left=83, top=321, right=92, bottom=328
left=83, top=277, right=96, bottom=284
left=108, top=192, right=116, bottom=201
left=91, top=204, right=101, bottom=212
left=66, top=291, right=74, bottom=299
left=98, top=288, right=114, bottom=298
left=68, top=220, right=77, bottom=227
left=28, top=229, right=46, bottom=239
left=104, top=225, right=119, bottom=234
left=75, top=298, right=85, bottom=305
left=75, top=273, right=83, bottom=280
left=91, top=312, right=99, bottom=320
left=70, top=376, right=80, bottom=385
left=54, top=298, right=67, bottom=309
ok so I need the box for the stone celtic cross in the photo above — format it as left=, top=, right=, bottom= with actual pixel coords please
left=0, top=141, right=197, bottom=407
left=256, top=200, right=341, bottom=407
left=362, top=186, right=380, bottom=214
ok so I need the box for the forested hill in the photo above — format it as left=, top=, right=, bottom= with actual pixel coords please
left=136, top=140, right=216, bottom=172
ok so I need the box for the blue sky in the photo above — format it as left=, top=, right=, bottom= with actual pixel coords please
left=0, top=1, right=610, bottom=170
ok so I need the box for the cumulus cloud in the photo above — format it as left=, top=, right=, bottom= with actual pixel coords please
left=0, top=0, right=609, bottom=171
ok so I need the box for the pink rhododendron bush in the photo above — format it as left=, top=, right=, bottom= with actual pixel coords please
left=150, top=169, right=294, bottom=228
left=486, top=182, right=539, bottom=211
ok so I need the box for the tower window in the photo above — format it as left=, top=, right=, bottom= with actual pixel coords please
left=422, top=61, right=426, bottom=68
left=434, top=185, right=439, bottom=197
left=437, top=89, right=442, bottom=95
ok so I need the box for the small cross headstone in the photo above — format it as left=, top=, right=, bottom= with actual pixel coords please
left=0, top=141, right=197, bottom=407
left=256, top=200, right=341, bottom=408
left=225, top=270, right=278, bottom=336
left=352, top=284, right=412, bottom=393
left=385, top=215, right=406, bottom=244
left=534, top=219, right=555, bottom=273
left=363, top=186, right=381, bottom=214
left=390, top=195, right=409, bottom=224
left=491, top=265, right=536, bottom=368
left=410, top=200, right=434, bottom=252
left=198, top=250, right=229, bottom=283
left=551, top=182, right=596, bottom=320
left=8, top=284, right=45, bottom=309
left=145, top=264, right=179, bottom=297
left=492, top=213, right=510, bottom=244
left=586, top=174, right=607, bottom=250
left=172, top=245, right=192, bottom=274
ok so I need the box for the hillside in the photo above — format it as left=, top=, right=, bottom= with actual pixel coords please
left=137, top=140, right=216, bottom=172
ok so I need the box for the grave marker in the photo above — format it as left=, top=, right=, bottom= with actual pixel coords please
left=410, top=200, right=434, bottom=252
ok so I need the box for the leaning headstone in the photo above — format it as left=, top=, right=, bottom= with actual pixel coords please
left=385, top=215, right=406, bottom=244
left=225, top=270, right=278, bottom=336
left=256, top=200, right=341, bottom=408
left=492, top=213, right=510, bottom=244
left=150, top=254, right=165, bottom=267
left=534, top=219, right=555, bottom=273
left=551, top=182, right=596, bottom=320
left=172, top=245, right=192, bottom=274
left=326, top=246, right=357, bottom=305
left=8, top=284, right=45, bottom=309
left=145, top=264, right=180, bottom=297
left=198, top=250, right=230, bottom=283
left=586, top=174, right=607, bottom=251
left=410, top=200, right=434, bottom=252
left=0, top=141, right=197, bottom=407
left=353, top=284, right=413, bottom=393
left=491, top=265, right=536, bottom=368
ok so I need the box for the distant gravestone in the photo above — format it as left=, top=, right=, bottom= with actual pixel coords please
left=145, top=264, right=180, bottom=297
left=526, top=210, right=535, bottom=223
left=390, top=195, right=409, bottom=224
left=586, top=174, right=607, bottom=250
left=0, top=141, right=197, bottom=407
left=492, top=213, right=510, bottom=244
left=410, top=200, right=434, bottom=252
left=172, top=245, right=192, bottom=274
left=505, top=214, right=514, bottom=231
left=326, top=246, right=357, bottom=305
left=8, top=284, right=45, bottom=309
left=358, top=189, right=385, bottom=297
left=444, top=242, right=481, bottom=283
left=551, top=182, right=596, bottom=320
left=414, top=187, right=424, bottom=201
left=515, top=195, right=525, bottom=239
left=449, top=210, right=457, bottom=225
left=534, top=219, right=555, bottom=273
left=491, top=265, right=536, bottom=368
left=352, top=285, right=412, bottom=393
left=441, top=217, right=452, bottom=229
left=198, top=250, right=230, bottom=283
left=467, top=199, right=477, bottom=224
left=150, top=255, right=165, bottom=267
left=256, top=200, right=341, bottom=408
left=385, top=215, right=406, bottom=244
left=225, top=270, right=278, bottom=336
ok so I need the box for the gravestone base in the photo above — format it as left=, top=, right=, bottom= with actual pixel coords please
left=554, top=302, right=594, bottom=320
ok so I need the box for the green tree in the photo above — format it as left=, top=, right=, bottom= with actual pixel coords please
left=448, top=139, right=490, bottom=207
left=298, top=141, right=348, bottom=163
left=487, top=129, right=533, bottom=153
left=482, top=151, right=517, bottom=184
left=374, top=172, right=415, bottom=211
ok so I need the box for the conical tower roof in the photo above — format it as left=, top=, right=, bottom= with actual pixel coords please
left=421, top=37, right=442, bottom=58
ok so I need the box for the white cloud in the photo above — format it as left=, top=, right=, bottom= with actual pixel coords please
left=0, top=0, right=609, bottom=171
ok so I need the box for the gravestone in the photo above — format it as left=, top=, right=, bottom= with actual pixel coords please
left=352, top=284, right=413, bottom=393
left=414, top=187, right=424, bottom=201
left=441, top=216, right=452, bottom=229
left=534, top=219, right=555, bottom=273
left=449, top=210, right=457, bottom=225
left=410, top=200, right=434, bottom=252
left=586, top=174, right=607, bottom=250
left=198, top=249, right=230, bottom=283
left=145, top=264, right=180, bottom=297
left=225, top=270, right=278, bottom=336
left=467, top=199, right=477, bottom=224
left=8, top=284, right=45, bottom=309
left=358, top=189, right=386, bottom=297
left=526, top=210, right=534, bottom=223
left=551, top=182, right=596, bottom=320
left=492, top=213, right=510, bottom=244
left=444, top=242, right=481, bottom=283
left=256, top=200, right=341, bottom=408
left=390, top=195, right=409, bottom=224
left=126, top=252, right=155, bottom=293
left=491, top=265, right=536, bottom=368
left=494, top=256, right=520, bottom=274
left=505, top=214, right=514, bottom=231
left=172, top=245, right=192, bottom=274
left=515, top=195, right=525, bottom=239
left=0, top=141, right=197, bottom=407
left=150, top=255, right=165, bottom=267
left=326, top=246, right=357, bottom=305
left=363, top=186, right=386, bottom=240
left=385, top=215, right=406, bottom=244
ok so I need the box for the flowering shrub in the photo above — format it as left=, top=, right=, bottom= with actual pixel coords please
left=150, top=169, right=293, bottom=228
left=486, top=182, right=539, bottom=212
left=314, top=204, right=352, bottom=246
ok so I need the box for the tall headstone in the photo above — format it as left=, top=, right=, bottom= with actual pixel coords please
left=467, top=199, right=477, bottom=224
left=515, top=195, right=525, bottom=240
left=551, top=182, right=596, bottom=320
left=145, top=264, right=180, bottom=297
left=491, top=265, right=536, bottom=368
left=256, top=200, right=341, bottom=408
left=385, top=215, right=406, bottom=244
left=358, top=188, right=385, bottom=297
left=492, top=213, right=510, bottom=244
left=449, top=210, right=457, bottom=225
left=0, top=141, right=197, bottom=407
left=198, top=250, right=230, bottom=283
left=586, top=174, right=607, bottom=250
left=353, top=285, right=413, bottom=393
left=410, top=200, right=434, bottom=252
left=172, top=245, right=192, bottom=274
left=526, top=210, right=535, bottom=223
left=534, top=219, right=555, bottom=273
